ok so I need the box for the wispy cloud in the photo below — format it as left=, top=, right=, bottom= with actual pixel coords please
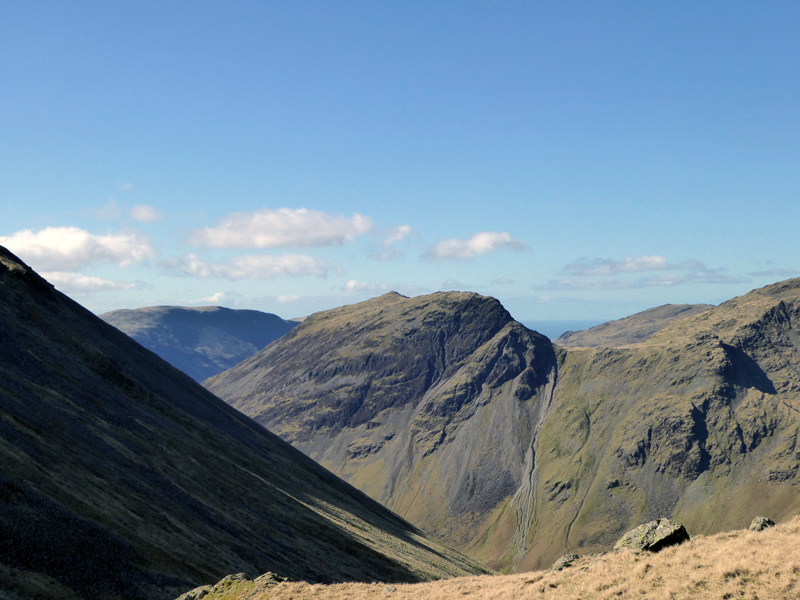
left=563, top=255, right=680, bottom=276
left=130, top=205, right=163, bottom=223
left=542, top=255, right=748, bottom=290
left=97, top=199, right=122, bottom=220
left=163, top=253, right=332, bottom=279
left=188, top=208, right=373, bottom=249
left=343, top=280, right=392, bottom=293
left=0, top=226, right=156, bottom=271
left=750, top=268, right=800, bottom=277
left=276, top=294, right=303, bottom=303
left=491, top=276, right=514, bottom=285
left=383, top=225, right=413, bottom=245
left=41, top=272, right=146, bottom=293
left=426, top=231, right=526, bottom=260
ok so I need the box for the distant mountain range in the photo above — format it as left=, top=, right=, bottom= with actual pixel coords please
left=0, top=247, right=487, bottom=600
left=100, top=305, right=298, bottom=382
left=206, top=285, right=800, bottom=571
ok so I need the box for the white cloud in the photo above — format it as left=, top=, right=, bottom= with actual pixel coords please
left=563, top=255, right=685, bottom=276
left=542, top=256, right=748, bottom=290
left=0, top=227, right=156, bottom=271
left=41, top=272, right=143, bottom=293
left=130, top=205, right=163, bottom=223
left=343, top=280, right=392, bottom=293
left=197, top=291, right=243, bottom=304
left=383, top=225, right=413, bottom=245
left=426, top=232, right=526, bottom=260
left=188, top=208, right=373, bottom=249
left=276, top=294, right=303, bottom=303
left=491, top=276, right=514, bottom=285
left=164, top=253, right=331, bottom=279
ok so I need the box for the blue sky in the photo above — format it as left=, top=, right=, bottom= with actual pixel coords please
left=2, top=1, right=798, bottom=325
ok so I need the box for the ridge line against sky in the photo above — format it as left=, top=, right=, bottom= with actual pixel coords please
left=1, top=1, right=798, bottom=321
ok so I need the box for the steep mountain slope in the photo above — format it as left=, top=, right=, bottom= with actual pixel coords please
left=0, top=248, right=488, bottom=600
left=555, top=304, right=713, bottom=347
left=100, top=306, right=297, bottom=381
left=522, top=279, right=800, bottom=569
left=207, top=285, right=800, bottom=572
left=205, top=292, right=559, bottom=567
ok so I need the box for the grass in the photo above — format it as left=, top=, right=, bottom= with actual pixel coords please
left=191, top=516, right=800, bottom=600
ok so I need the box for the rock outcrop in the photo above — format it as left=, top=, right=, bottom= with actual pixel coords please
left=749, top=516, right=776, bottom=531
left=613, top=519, right=690, bottom=552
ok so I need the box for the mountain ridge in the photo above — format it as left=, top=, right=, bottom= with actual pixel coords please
left=100, top=305, right=297, bottom=382
left=206, top=282, right=800, bottom=572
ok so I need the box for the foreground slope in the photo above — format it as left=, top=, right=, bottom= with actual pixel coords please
left=205, top=292, right=558, bottom=566
left=207, top=285, right=800, bottom=572
left=192, top=516, right=800, bottom=600
left=100, top=306, right=297, bottom=382
left=0, top=248, right=487, bottom=600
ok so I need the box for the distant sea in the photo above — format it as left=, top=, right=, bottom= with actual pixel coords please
left=521, top=320, right=606, bottom=341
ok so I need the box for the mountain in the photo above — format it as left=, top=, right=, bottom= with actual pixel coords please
left=206, top=285, right=800, bottom=571
left=0, top=247, right=488, bottom=600
left=204, top=292, right=558, bottom=568
left=554, top=304, right=713, bottom=347
left=100, top=306, right=298, bottom=382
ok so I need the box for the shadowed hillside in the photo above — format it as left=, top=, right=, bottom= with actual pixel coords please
left=207, top=285, right=800, bottom=571
left=100, top=306, right=297, bottom=382
left=0, top=247, right=488, bottom=600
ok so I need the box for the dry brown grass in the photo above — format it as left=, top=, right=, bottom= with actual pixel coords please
left=194, top=516, right=800, bottom=600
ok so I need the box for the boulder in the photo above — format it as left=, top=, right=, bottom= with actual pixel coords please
left=175, top=585, right=212, bottom=600
left=749, top=516, right=776, bottom=531
left=551, top=553, right=580, bottom=571
left=613, top=518, right=690, bottom=553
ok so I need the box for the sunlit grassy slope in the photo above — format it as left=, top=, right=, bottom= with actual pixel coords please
left=193, top=516, right=800, bottom=600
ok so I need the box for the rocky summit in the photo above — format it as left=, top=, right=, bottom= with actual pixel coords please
left=0, top=247, right=487, bottom=600
left=207, top=282, right=800, bottom=571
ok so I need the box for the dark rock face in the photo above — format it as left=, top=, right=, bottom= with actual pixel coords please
left=0, top=247, right=488, bottom=600
left=100, top=306, right=297, bottom=382
left=613, top=519, right=690, bottom=552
